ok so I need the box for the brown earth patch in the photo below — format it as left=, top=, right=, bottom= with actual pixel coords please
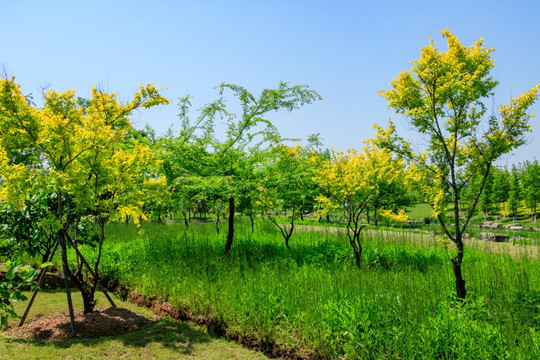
left=5, top=307, right=155, bottom=341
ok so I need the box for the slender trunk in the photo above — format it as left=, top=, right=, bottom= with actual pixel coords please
left=285, top=207, right=295, bottom=249
left=347, top=217, right=362, bottom=268
left=250, top=213, right=254, bottom=233
left=224, top=197, right=234, bottom=255
left=285, top=232, right=292, bottom=249
left=350, top=233, right=361, bottom=268
left=451, top=240, right=466, bottom=299
left=183, top=210, right=189, bottom=228
left=356, top=233, right=363, bottom=265
left=215, top=212, right=220, bottom=235
left=374, top=205, right=378, bottom=227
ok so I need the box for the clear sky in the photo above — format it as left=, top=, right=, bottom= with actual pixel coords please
left=2, top=0, right=539, bottom=165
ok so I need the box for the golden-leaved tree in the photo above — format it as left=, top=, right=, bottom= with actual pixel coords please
left=0, top=76, right=168, bottom=314
left=378, top=29, right=539, bottom=299
left=313, top=143, right=411, bottom=268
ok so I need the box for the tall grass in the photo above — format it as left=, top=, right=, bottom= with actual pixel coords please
left=81, top=219, right=539, bottom=359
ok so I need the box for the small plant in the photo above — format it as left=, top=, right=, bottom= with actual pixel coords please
left=0, top=260, right=40, bottom=328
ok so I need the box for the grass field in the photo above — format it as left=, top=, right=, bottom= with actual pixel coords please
left=1, top=290, right=268, bottom=360
left=59, top=219, right=540, bottom=359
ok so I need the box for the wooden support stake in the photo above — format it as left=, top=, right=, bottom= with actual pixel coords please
left=63, top=230, right=117, bottom=308
left=18, top=242, right=59, bottom=327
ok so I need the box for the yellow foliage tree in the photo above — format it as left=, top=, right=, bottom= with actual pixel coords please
left=313, top=144, right=410, bottom=268
left=379, top=29, right=539, bottom=299
left=0, top=76, right=169, bottom=315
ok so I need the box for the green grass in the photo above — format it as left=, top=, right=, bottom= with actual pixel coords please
left=406, top=202, right=434, bottom=221
left=61, top=219, right=540, bottom=359
left=1, top=290, right=268, bottom=359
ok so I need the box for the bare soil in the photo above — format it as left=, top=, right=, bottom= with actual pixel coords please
left=5, top=307, right=155, bottom=340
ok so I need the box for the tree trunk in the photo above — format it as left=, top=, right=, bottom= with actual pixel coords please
left=350, top=234, right=362, bottom=268
left=250, top=213, right=254, bottom=233
left=374, top=205, right=378, bottom=227
left=215, top=213, right=220, bottom=235
left=285, top=233, right=292, bottom=249
left=451, top=244, right=466, bottom=300
left=183, top=210, right=189, bottom=228
left=78, top=284, right=95, bottom=313
left=285, top=208, right=295, bottom=249
left=224, top=197, right=235, bottom=255
left=68, top=261, right=96, bottom=313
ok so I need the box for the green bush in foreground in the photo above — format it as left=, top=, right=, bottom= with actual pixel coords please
left=80, top=221, right=539, bottom=359
left=0, top=260, right=37, bottom=328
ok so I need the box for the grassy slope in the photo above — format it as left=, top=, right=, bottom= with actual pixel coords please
left=82, top=221, right=540, bottom=359
left=0, top=290, right=267, bottom=360
left=405, top=202, right=434, bottom=221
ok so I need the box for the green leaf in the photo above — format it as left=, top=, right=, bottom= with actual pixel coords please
left=5, top=260, right=20, bottom=280
left=12, top=291, right=28, bottom=302
left=1, top=316, right=8, bottom=328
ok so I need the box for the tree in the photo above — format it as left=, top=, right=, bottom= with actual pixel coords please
left=492, top=166, right=510, bottom=217
left=313, top=145, right=409, bottom=268
left=521, top=159, right=540, bottom=218
left=0, top=76, right=168, bottom=315
left=164, top=82, right=320, bottom=254
left=379, top=29, right=539, bottom=299
left=508, top=165, right=522, bottom=218
left=264, top=144, right=316, bottom=248
left=464, top=170, right=495, bottom=220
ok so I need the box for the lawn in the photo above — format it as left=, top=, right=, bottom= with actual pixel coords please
left=1, top=289, right=268, bottom=360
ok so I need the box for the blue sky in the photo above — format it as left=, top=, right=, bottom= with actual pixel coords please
left=2, top=0, right=539, bottom=165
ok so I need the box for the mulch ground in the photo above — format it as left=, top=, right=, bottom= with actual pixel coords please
left=5, top=307, right=155, bottom=341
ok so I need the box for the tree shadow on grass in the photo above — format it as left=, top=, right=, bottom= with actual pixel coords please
left=6, top=318, right=212, bottom=355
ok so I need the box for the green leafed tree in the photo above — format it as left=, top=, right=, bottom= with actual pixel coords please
left=521, top=159, right=540, bottom=218
left=508, top=165, right=522, bottom=218
left=492, top=166, right=510, bottom=217
left=264, top=144, right=317, bottom=248
left=378, top=29, right=539, bottom=299
left=163, top=82, right=320, bottom=254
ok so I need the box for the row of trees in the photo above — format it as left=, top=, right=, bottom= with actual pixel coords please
left=0, top=29, right=538, bottom=319
left=469, top=161, right=540, bottom=219
left=0, top=77, right=418, bottom=320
